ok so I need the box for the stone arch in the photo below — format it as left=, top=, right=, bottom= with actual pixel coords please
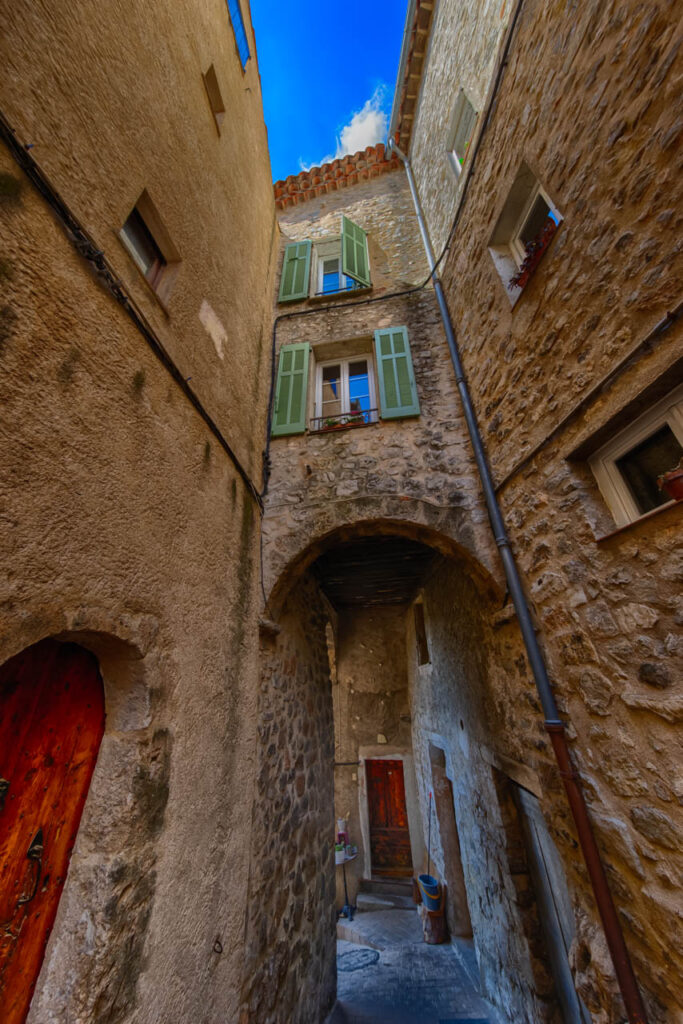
left=0, top=609, right=169, bottom=1024
left=264, top=514, right=503, bottom=618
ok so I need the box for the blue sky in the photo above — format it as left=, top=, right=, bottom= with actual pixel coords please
left=250, top=1, right=407, bottom=182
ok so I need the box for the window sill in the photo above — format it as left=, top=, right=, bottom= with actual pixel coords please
left=308, top=286, right=372, bottom=304
left=308, top=418, right=380, bottom=436
left=595, top=497, right=680, bottom=543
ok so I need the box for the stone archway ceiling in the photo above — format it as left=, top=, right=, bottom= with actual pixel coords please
left=311, top=536, right=436, bottom=607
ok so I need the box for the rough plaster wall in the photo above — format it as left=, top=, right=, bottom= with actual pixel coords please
left=434, top=0, right=683, bottom=1018
left=277, top=170, right=429, bottom=290
left=0, top=6, right=276, bottom=1011
left=1, top=0, right=276, bottom=480
left=333, top=605, right=413, bottom=903
left=263, top=288, right=499, bottom=600
left=409, top=559, right=547, bottom=1024
left=241, top=574, right=336, bottom=1024
left=408, top=0, right=511, bottom=252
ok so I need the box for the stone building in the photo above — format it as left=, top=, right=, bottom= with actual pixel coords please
left=0, top=1, right=276, bottom=1021
left=252, top=0, right=682, bottom=1022
left=1, top=0, right=681, bottom=1023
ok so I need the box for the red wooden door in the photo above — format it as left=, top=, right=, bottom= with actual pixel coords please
left=366, top=759, right=413, bottom=877
left=0, top=639, right=105, bottom=1024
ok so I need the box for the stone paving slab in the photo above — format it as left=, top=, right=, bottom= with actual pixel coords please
left=329, top=936, right=501, bottom=1024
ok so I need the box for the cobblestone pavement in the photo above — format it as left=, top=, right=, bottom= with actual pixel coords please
left=328, top=910, right=501, bottom=1024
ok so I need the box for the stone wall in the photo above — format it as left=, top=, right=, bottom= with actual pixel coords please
left=277, top=168, right=429, bottom=291
left=263, top=284, right=500, bottom=601
left=408, top=557, right=553, bottom=1024
left=0, top=0, right=276, bottom=1018
left=241, top=575, right=336, bottom=1024
left=332, top=604, right=418, bottom=904
left=430, top=0, right=683, bottom=1018
left=406, top=0, right=512, bottom=252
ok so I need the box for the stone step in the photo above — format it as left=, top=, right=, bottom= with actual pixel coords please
left=356, top=891, right=416, bottom=911
left=358, top=876, right=414, bottom=899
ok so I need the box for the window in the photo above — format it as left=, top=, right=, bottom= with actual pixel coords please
left=119, top=192, right=180, bottom=304
left=509, top=184, right=561, bottom=266
left=271, top=326, right=420, bottom=436
left=313, top=357, right=377, bottom=430
left=278, top=215, right=371, bottom=303
left=226, top=0, right=250, bottom=68
left=202, top=64, right=226, bottom=133
left=447, top=90, right=477, bottom=177
left=121, top=208, right=165, bottom=287
left=589, top=384, right=683, bottom=527
left=314, top=238, right=361, bottom=296
left=489, top=163, right=562, bottom=304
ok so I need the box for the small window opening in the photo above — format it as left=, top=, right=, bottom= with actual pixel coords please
left=489, top=163, right=562, bottom=304
left=448, top=90, right=477, bottom=177
left=588, top=383, right=683, bottom=527
left=313, top=357, right=376, bottom=430
left=121, top=208, right=166, bottom=287
left=119, top=191, right=181, bottom=305
left=319, top=253, right=360, bottom=296
left=615, top=425, right=682, bottom=516
left=226, top=0, right=250, bottom=69
left=203, top=64, right=226, bottom=133
left=414, top=602, right=430, bottom=666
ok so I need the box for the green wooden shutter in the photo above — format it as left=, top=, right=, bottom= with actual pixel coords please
left=374, top=327, right=420, bottom=420
left=341, top=215, right=371, bottom=287
left=278, top=241, right=312, bottom=303
left=272, top=343, right=310, bottom=436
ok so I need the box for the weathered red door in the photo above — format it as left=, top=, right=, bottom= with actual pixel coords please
left=366, top=759, right=413, bottom=877
left=0, top=639, right=105, bottom=1024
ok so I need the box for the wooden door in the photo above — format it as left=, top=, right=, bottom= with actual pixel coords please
left=366, top=759, right=413, bottom=877
left=0, top=639, right=105, bottom=1024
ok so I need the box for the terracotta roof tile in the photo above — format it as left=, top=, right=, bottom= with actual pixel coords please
left=273, top=143, right=401, bottom=209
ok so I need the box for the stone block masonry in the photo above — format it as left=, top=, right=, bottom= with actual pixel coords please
left=430, top=0, right=683, bottom=1018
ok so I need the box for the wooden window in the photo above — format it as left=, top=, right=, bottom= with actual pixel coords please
left=589, top=384, right=683, bottom=527
left=314, top=357, right=377, bottom=427
left=121, top=208, right=165, bottom=287
left=373, top=326, right=420, bottom=420
left=447, top=90, right=477, bottom=176
left=202, top=64, right=226, bottom=133
left=271, top=343, right=310, bottom=436
left=119, top=191, right=181, bottom=305
left=488, top=163, right=562, bottom=304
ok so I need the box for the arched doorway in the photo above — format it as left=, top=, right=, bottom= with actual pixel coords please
left=0, top=638, right=105, bottom=1024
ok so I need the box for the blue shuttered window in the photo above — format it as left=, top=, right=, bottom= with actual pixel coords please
left=226, top=0, right=250, bottom=68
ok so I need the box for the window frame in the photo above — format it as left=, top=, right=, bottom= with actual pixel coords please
left=509, top=183, right=561, bottom=267
left=447, top=90, right=477, bottom=178
left=314, top=355, right=378, bottom=425
left=589, top=384, right=683, bottom=527
left=311, top=236, right=367, bottom=297
left=119, top=192, right=181, bottom=306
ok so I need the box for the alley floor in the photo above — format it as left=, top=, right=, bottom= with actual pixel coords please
left=327, top=908, right=501, bottom=1024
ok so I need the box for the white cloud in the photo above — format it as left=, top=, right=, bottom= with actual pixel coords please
left=299, top=85, right=388, bottom=171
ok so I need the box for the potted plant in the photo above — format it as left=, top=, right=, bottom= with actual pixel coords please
left=335, top=843, right=346, bottom=865
left=511, top=217, right=558, bottom=289
left=658, top=458, right=683, bottom=501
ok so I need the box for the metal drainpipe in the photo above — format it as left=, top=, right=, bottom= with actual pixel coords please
left=389, top=140, right=649, bottom=1024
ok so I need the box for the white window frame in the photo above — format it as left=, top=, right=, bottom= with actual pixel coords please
left=447, top=90, right=477, bottom=178
left=310, top=236, right=365, bottom=297
left=314, top=356, right=377, bottom=423
left=589, top=384, right=683, bottom=527
left=509, top=183, right=561, bottom=266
